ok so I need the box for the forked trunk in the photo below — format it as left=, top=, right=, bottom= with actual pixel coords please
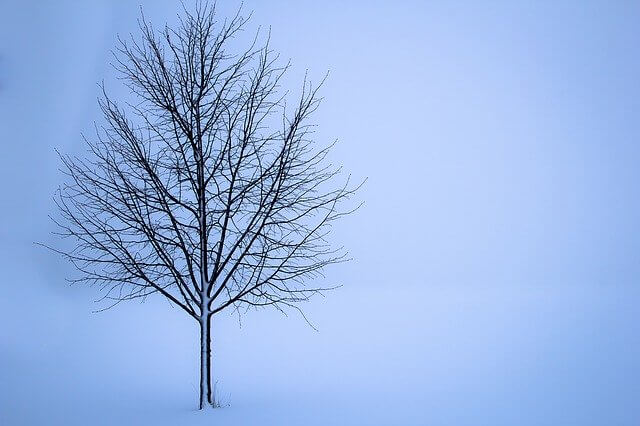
left=199, top=315, right=212, bottom=409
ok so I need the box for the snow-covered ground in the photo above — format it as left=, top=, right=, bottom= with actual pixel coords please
left=2, top=242, right=639, bottom=425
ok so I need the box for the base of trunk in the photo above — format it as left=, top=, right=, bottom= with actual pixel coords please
left=199, top=315, right=213, bottom=409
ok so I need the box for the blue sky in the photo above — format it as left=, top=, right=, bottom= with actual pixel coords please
left=1, top=1, right=640, bottom=425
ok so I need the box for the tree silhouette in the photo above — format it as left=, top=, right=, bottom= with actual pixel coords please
left=46, top=2, right=360, bottom=409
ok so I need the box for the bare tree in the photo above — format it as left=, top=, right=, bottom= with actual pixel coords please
left=45, top=2, right=360, bottom=409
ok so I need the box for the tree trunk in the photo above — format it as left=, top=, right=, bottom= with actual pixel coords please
left=199, top=315, right=212, bottom=409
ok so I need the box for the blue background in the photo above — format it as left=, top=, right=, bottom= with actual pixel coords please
left=1, top=1, right=639, bottom=424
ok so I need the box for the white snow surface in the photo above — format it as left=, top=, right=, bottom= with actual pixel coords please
left=2, top=246, right=638, bottom=425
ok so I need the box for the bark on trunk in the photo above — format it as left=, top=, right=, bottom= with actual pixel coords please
left=199, top=315, right=212, bottom=409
